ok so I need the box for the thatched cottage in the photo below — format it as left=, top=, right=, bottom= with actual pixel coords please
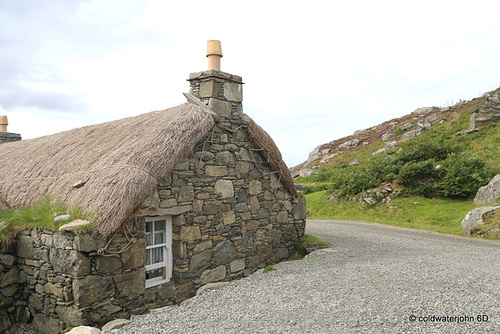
left=0, top=41, right=306, bottom=333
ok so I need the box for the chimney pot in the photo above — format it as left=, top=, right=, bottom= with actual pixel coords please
left=207, top=40, right=223, bottom=71
left=0, top=115, right=8, bottom=132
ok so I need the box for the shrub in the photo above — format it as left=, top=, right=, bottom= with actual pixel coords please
left=322, top=157, right=402, bottom=197
left=301, top=183, right=330, bottom=195
left=397, top=160, right=436, bottom=196
left=399, top=139, right=454, bottom=163
left=437, top=154, right=495, bottom=198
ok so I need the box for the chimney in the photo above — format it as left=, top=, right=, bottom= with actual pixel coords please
left=0, top=115, right=22, bottom=143
left=207, top=40, right=223, bottom=71
left=187, top=41, right=243, bottom=119
left=0, top=115, right=7, bottom=132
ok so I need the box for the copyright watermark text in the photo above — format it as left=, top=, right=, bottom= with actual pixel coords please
left=409, top=314, right=489, bottom=323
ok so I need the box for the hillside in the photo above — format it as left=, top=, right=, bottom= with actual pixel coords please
left=292, top=87, right=500, bottom=176
left=294, top=86, right=500, bottom=240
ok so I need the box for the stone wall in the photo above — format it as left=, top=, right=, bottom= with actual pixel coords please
left=0, top=132, right=21, bottom=144
left=142, top=115, right=306, bottom=297
left=0, top=222, right=153, bottom=333
left=0, top=252, right=19, bottom=332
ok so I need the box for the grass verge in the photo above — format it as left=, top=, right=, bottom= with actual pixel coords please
left=304, top=190, right=499, bottom=240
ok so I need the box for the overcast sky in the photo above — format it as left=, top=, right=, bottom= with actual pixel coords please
left=1, top=0, right=500, bottom=166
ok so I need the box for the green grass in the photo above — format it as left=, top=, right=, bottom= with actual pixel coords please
left=290, top=234, right=332, bottom=259
left=263, top=265, right=277, bottom=273
left=0, top=196, right=92, bottom=251
left=305, top=190, right=481, bottom=237
left=473, top=208, right=500, bottom=239
left=1, top=196, right=65, bottom=231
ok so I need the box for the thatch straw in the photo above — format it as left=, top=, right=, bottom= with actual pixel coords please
left=0, top=99, right=298, bottom=237
left=244, top=118, right=299, bottom=201
left=0, top=103, right=214, bottom=237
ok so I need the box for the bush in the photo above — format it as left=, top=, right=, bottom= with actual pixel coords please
left=301, top=183, right=330, bottom=195
left=398, top=160, right=435, bottom=185
left=299, top=134, right=496, bottom=200
left=397, top=160, right=437, bottom=196
left=399, top=140, right=454, bottom=163
left=437, top=154, right=495, bottom=198
left=321, top=157, right=401, bottom=197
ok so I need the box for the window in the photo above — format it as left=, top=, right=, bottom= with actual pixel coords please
left=145, top=216, right=172, bottom=288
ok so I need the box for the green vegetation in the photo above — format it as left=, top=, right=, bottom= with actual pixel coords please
left=472, top=207, right=500, bottom=240
left=0, top=196, right=92, bottom=251
left=305, top=191, right=479, bottom=236
left=298, top=91, right=500, bottom=241
left=263, top=265, right=277, bottom=273
left=290, top=234, right=332, bottom=259
left=300, top=136, right=498, bottom=199
left=62, top=324, right=74, bottom=333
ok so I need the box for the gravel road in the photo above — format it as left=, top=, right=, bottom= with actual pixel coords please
left=119, top=220, right=500, bottom=334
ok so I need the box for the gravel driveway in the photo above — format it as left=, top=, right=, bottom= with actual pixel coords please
left=119, top=220, right=500, bottom=333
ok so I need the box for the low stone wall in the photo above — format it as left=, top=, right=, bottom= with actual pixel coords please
left=0, top=252, right=20, bottom=332
left=0, top=223, right=151, bottom=333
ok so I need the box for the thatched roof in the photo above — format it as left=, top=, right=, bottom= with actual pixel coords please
left=0, top=101, right=298, bottom=238
left=0, top=103, right=215, bottom=237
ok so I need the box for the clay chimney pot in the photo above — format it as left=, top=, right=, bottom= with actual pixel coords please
left=207, top=40, right=223, bottom=71
left=0, top=115, right=8, bottom=132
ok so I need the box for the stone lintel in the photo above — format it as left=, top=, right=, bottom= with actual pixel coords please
left=142, top=206, right=191, bottom=216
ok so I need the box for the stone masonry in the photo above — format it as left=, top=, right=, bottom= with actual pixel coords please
left=0, top=132, right=21, bottom=144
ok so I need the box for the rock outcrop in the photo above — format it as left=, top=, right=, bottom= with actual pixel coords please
left=412, top=106, right=440, bottom=115
left=461, top=206, right=500, bottom=236
left=474, top=175, right=500, bottom=205
left=299, top=168, right=319, bottom=177
left=468, top=91, right=500, bottom=132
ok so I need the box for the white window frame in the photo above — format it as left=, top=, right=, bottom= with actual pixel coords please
left=145, top=216, right=172, bottom=288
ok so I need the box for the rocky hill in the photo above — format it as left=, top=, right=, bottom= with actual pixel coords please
left=291, top=87, right=500, bottom=178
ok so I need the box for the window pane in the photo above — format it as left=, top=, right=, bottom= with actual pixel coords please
left=154, top=231, right=165, bottom=244
left=155, top=220, right=166, bottom=231
left=146, top=268, right=163, bottom=280
left=146, top=249, right=151, bottom=265
left=146, top=221, right=152, bottom=233
left=151, top=247, right=163, bottom=264
left=146, top=233, right=153, bottom=246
